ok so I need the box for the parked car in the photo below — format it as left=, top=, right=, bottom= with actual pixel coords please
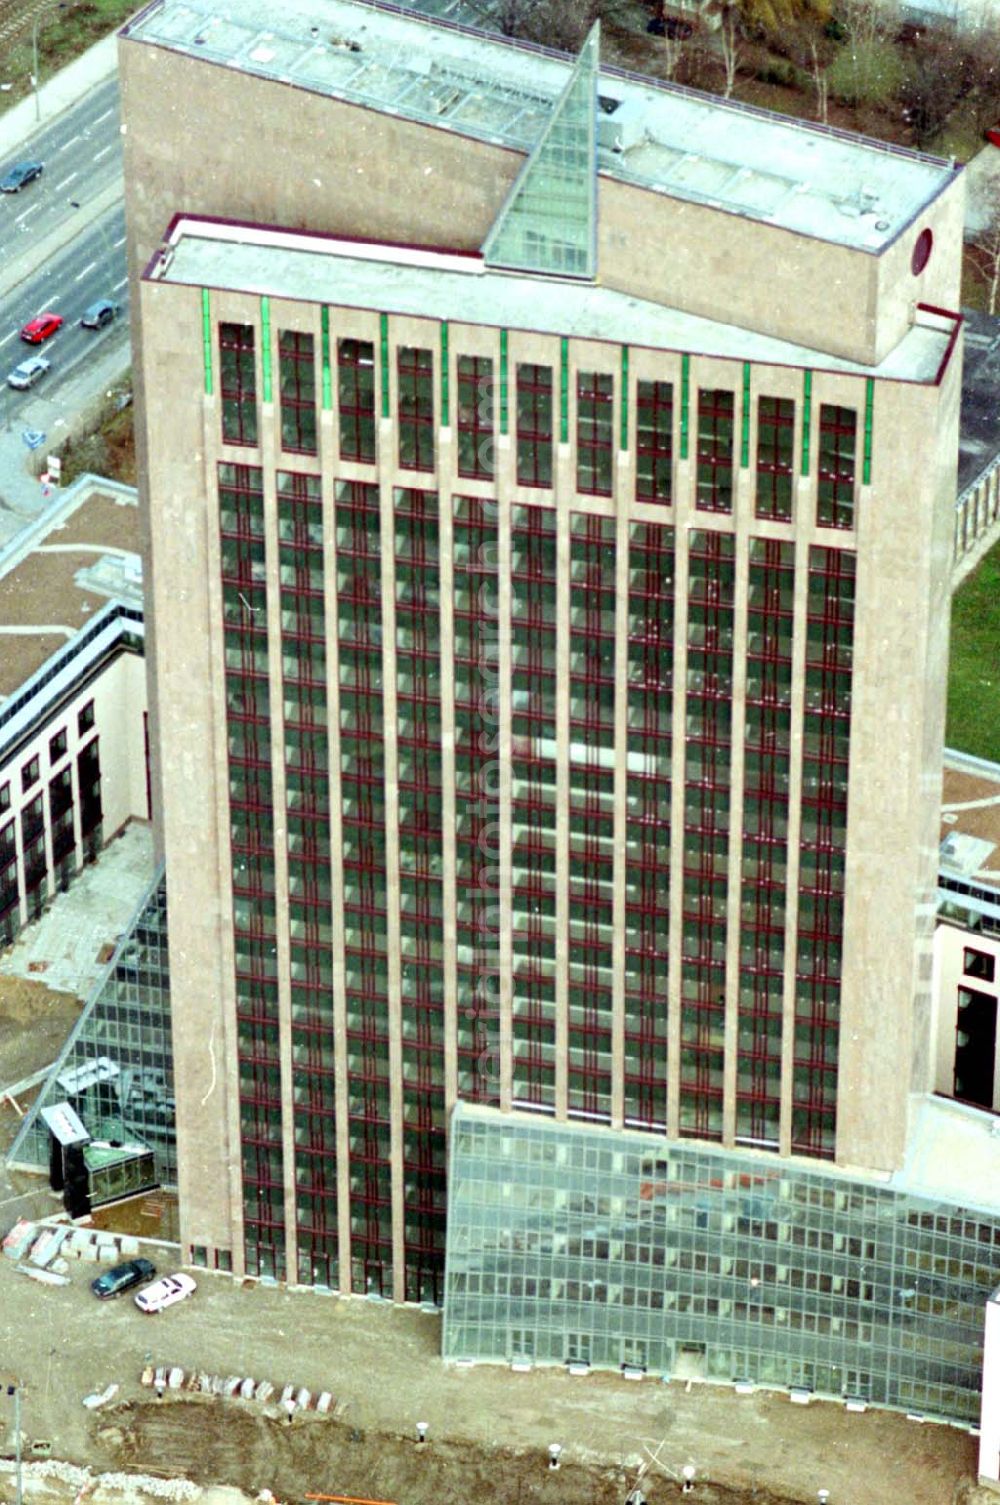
left=987, top=126, right=1000, bottom=149
left=7, top=355, right=50, bottom=390
left=20, top=312, right=63, bottom=344
left=81, top=299, right=119, bottom=330
left=91, top=1257, right=157, bottom=1300
left=0, top=161, right=43, bottom=193
left=134, top=1272, right=196, bottom=1313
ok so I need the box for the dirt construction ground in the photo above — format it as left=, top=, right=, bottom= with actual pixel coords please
left=0, top=1248, right=993, bottom=1505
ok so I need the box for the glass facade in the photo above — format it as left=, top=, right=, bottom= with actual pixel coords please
left=452, top=496, right=502, bottom=1106
left=9, top=870, right=173, bottom=1184
left=567, top=513, right=615, bottom=1121
left=622, top=522, right=672, bottom=1130
left=280, top=470, right=338, bottom=1290
left=336, top=479, right=394, bottom=1298
left=737, top=538, right=794, bottom=1150
left=395, top=486, right=448, bottom=1302
left=443, top=1105, right=999, bottom=1424
left=510, top=504, right=558, bottom=1112
left=680, top=530, right=735, bottom=1142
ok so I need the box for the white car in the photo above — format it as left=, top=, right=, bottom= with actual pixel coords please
left=134, top=1271, right=196, bottom=1313
left=7, top=355, right=50, bottom=390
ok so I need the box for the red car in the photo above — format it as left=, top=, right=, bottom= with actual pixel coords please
left=20, top=312, right=63, bottom=344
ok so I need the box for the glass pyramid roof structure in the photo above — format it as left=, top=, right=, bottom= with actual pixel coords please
left=482, top=22, right=598, bottom=280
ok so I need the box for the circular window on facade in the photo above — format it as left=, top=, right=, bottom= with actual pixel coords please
left=911, top=228, right=933, bottom=276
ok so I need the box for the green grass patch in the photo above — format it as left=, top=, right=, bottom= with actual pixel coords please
left=0, top=0, right=141, bottom=114
left=947, top=539, right=1000, bottom=760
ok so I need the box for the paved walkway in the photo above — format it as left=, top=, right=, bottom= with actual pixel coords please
left=0, top=332, right=130, bottom=540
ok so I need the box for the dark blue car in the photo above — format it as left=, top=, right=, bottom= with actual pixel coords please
left=91, top=1257, right=157, bottom=1299
left=0, top=161, right=43, bottom=193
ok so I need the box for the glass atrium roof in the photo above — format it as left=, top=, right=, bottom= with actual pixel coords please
left=482, top=22, right=598, bottom=280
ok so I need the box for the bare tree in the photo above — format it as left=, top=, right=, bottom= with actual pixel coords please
left=660, top=26, right=686, bottom=80
left=899, top=29, right=977, bottom=148
left=968, top=204, right=1000, bottom=317
left=785, top=19, right=835, bottom=123
left=472, top=0, right=627, bottom=52
left=809, top=37, right=830, bottom=121
left=715, top=0, right=742, bottom=96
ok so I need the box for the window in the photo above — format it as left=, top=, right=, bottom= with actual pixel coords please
left=516, top=363, right=553, bottom=488
left=456, top=355, right=494, bottom=480
left=21, top=757, right=39, bottom=793
left=911, top=228, right=933, bottom=276
left=755, top=396, right=794, bottom=522
left=0, top=783, right=9, bottom=815
left=49, top=729, right=67, bottom=763
left=964, top=947, right=996, bottom=983
left=338, top=339, right=376, bottom=463
left=220, top=323, right=258, bottom=447
left=696, top=389, right=734, bottom=513
left=577, top=371, right=613, bottom=496
left=278, top=330, right=317, bottom=455
left=817, top=404, right=857, bottom=530
left=636, top=379, right=672, bottom=503
left=398, top=347, right=434, bottom=473
left=78, top=701, right=95, bottom=736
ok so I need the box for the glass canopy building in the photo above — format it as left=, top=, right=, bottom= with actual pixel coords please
left=120, top=0, right=981, bottom=1417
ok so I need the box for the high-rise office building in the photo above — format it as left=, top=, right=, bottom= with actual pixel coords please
left=122, top=0, right=987, bottom=1415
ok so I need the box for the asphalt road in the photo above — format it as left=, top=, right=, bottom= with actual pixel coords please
left=0, top=200, right=127, bottom=423
left=0, top=74, right=120, bottom=286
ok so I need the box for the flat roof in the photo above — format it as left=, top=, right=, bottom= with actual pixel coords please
left=150, top=218, right=955, bottom=383
left=897, top=1093, right=1000, bottom=1218
left=940, top=750, right=1000, bottom=896
left=124, top=0, right=958, bottom=254
left=0, top=481, right=142, bottom=701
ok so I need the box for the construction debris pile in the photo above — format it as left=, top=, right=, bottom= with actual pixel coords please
left=139, top=1364, right=340, bottom=1420
left=2, top=1218, right=145, bottom=1285
left=0, top=1456, right=203, bottom=1500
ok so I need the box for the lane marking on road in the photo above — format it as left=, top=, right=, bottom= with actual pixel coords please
left=113, top=278, right=127, bottom=291
left=0, top=331, right=16, bottom=346
left=93, top=107, right=114, bottom=125
left=57, top=135, right=80, bottom=152
left=75, top=261, right=97, bottom=282
left=113, top=235, right=126, bottom=248
left=14, top=204, right=39, bottom=223
left=93, top=144, right=114, bottom=162
left=54, top=173, right=78, bottom=192
left=33, top=297, right=60, bottom=314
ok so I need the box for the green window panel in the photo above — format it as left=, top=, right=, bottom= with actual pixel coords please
left=560, top=337, right=569, bottom=445
left=321, top=306, right=332, bottom=411
left=801, top=370, right=812, bottom=476
left=260, top=296, right=272, bottom=404
left=863, top=377, right=874, bottom=486
left=500, top=329, right=509, bottom=435
left=741, top=362, right=751, bottom=469
left=201, top=288, right=213, bottom=396
left=620, top=345, right=629, bottom=451
left=380, top=313, right=390, bottom=419
left=440, top=322, right=450, bottom=428
left=680, top=354, right=690, bottom=461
